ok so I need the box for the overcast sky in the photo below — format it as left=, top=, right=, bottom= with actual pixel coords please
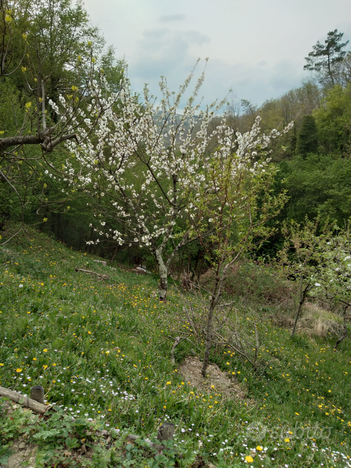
left=82, top=0, right=351, bottom=109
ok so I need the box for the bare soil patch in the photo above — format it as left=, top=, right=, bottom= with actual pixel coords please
left=178, top=356, right=247, bottom=400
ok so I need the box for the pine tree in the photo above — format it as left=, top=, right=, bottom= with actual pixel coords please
left=304, top=29, right=349, bottom=87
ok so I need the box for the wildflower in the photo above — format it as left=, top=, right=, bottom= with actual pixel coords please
left=284, top=438, right=290, bottom=443
left=245, top=455, right=254, bottom=463
left=256, top=446, right=263, bottom=451
left=16, top=368, right=22, bottom=373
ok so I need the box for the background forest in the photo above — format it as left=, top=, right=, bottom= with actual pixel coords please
left=1, top=0, right=351, bottom=267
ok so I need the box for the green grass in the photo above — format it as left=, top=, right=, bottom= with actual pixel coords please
left=0, top=223, right=350, bottom=467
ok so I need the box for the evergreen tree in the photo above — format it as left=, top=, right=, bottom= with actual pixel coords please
left=296, top=114, right=318, bottom=156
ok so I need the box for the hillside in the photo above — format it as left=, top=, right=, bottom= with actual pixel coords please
left=0, top=224, right=350, bottom=467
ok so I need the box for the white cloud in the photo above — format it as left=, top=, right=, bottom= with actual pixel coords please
left=130, top=28, right=210, bottom=83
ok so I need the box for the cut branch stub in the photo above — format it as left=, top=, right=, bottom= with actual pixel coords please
left=30, top=385, right=44, bottom=404
left=157, top=422, right=175, bottom=442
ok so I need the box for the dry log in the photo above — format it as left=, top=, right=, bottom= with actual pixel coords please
left=75, top=267, right=110, bottom=280
left=0, top=386, right=51, bottom=414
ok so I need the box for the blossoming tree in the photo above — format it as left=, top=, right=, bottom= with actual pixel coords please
left=58, top=63, right=229, bottom=300
left=55, top=64, right=292, bottom=313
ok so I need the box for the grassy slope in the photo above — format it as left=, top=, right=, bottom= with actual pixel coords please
left=0, top=223, right=350, bottom=467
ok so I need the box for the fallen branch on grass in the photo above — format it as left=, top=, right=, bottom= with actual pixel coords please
left=0, top=386, right=51, bottom=414
left=75, top=267, right=110, bottom=280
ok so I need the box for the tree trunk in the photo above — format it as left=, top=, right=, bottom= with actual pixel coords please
left=334, top=305, right=349, bottom=350
left=201, top=271, right=221, bottom=377
left=191, top=247, right=203, bottom=282
left=291, top=284, right=310, bottom=336
left=155, top=248, right=168, bottom=301
left=110, top=244, right=119, bottom=263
